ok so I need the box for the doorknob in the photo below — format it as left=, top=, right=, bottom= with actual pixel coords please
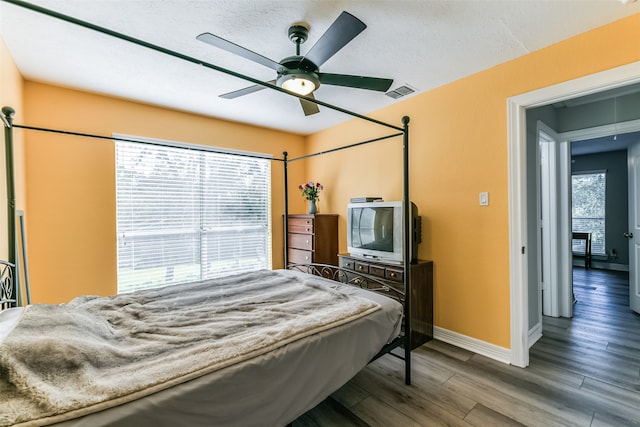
left=624, top=232, right=634, bottom=238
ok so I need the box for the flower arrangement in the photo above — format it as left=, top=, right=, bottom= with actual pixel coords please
left=299, top=181, right=323, bottom=201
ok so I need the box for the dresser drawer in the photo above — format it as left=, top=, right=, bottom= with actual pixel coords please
left=385, top=267, right=403, bottom=283
left=340, top=258, right=355, bottom=270
left=369, top=265, right=386, bottom=279
left=288, top=248, right=313, bottom=264
left=287, top=217, right=314, bottom=234
left=354, top=262, right=369, bottom=274
left=288, top=233, right=313, bottom=250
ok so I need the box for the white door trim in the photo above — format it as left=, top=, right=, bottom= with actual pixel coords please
left=539, top=127, right=560, bottom=317
left=507, top=61, right=640, bottom=368
left=558, top=139, right=572, bottom=317
left=561, top=118, right=640, bottom=142
left=538, top=123, right=572, bottom=319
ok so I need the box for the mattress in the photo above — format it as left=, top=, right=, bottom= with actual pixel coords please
left=0, top=270, right=402, bottom=427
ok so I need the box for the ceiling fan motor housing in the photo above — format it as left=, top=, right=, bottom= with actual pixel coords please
left=277, top=56, right=320, bottom=91
left=279, top=56, right=318, bottom=73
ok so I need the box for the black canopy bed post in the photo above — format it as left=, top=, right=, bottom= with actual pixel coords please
left=283, top=121, right=413, bottom=386
left=282, top=151, right=289, bottom=267
left=1, top=106, right=17, bottom=308
left=1, top=106, right=16, bottom=265
left=402, top=115, right=411, bottom=385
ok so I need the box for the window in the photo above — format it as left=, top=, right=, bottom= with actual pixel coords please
left=572, top=171, right=606, bottom=255
left=115, top=138, right=271, bottom=293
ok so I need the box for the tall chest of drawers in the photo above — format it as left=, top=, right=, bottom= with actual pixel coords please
left=286, top=214, right=339, bottom=266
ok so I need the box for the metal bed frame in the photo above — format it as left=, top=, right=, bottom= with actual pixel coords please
left=0, top=0, right=414, bottom=385
left=0, top=260, right=15, bottom=310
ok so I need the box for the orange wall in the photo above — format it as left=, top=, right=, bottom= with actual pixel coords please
left=22, top=83, right=306, bottom=303
left=306, top=14, right=640, bottom=349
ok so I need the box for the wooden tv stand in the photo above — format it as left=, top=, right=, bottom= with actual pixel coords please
left=338, top=254, right=433, bottom=349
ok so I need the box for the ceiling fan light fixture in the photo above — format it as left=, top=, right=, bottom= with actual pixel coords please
left=278, top=73, right=319, bottom=96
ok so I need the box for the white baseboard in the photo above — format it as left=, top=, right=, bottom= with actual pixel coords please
left=528, top=322, right=543, bottom=348
left=572, top=260, right=629, bottom=271
left=591, top=262, right=629, bottom=272
left=433, top=326, right=511, bottom=365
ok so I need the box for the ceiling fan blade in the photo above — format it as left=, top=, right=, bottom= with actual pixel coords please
left=197, top=32, right=280, bottom=71
left=304, top=11, right=366, bottom=67
left=220, top=80, right=276, bottom=99
left=319, top=73, right=393, bottom=92
left=300, top=93, right=320, bottom=116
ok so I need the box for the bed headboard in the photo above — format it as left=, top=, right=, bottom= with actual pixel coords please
left=0, top=260, right=16, bottom=310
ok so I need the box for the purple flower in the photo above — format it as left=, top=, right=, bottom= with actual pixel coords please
left=299, top=180, right=324, bottom=201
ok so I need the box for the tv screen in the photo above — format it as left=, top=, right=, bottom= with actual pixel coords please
left=347, top=200, right=420, bottom=263
left=350, top=207, right=394, bottom=253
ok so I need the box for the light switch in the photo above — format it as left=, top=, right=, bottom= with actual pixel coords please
left=479, top=192, right=489, bottom=206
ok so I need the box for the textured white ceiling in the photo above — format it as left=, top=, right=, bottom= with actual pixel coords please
left=1, top=0, right=639, bottom=134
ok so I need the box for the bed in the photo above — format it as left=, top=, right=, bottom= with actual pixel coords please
left=1, top=2, right=415, bottom=426
left=0, top=268, right=403, bottom=427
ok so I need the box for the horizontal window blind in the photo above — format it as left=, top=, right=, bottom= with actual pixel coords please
left=572, top=172, right=606, bottom=255
left=116, top=140, right=271, bottom=293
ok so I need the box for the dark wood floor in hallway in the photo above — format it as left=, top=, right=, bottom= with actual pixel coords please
left=294, top=267, right=640, bottom=426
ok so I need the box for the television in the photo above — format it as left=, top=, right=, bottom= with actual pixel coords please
left=347, top=201, right=422, bottom=264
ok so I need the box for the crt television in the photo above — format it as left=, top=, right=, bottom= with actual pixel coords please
left=347, top=201, right=421, bottom=264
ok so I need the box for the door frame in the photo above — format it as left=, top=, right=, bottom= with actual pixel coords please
left=629, top=140, right=640, bottom=314
left=537, top=123, right=572, bottom=319
left=507, top=61, right=640, bottom=368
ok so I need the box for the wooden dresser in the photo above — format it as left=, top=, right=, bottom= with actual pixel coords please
left=339, top=254, right=433, bottom=349
left=286, top=214, right=339, bottom=266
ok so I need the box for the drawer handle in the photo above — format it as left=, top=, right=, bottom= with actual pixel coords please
left=389, top=272, right=396, bottom=277
left=305, top=240, right=310, bottom=244
left=358, top=265, right=364, bottom=270
left=306, top=228, right=311, bottom=232
left=305, top=256, right=309, bottom=260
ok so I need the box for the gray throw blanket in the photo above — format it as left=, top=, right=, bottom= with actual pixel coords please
left=0, top=269, right=379, bottom=427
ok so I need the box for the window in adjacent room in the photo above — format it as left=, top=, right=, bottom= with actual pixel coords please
left=571, top=171, right=606, bottom=255
left=115, top=137, right=272, bottom=293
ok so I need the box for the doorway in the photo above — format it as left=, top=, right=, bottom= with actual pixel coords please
left=507, top=61, right=640, bottom=368
left=537, top=124, right=639, bottom=322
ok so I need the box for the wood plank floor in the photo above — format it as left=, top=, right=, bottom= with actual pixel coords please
left=294, top=267, right=640, bottom=426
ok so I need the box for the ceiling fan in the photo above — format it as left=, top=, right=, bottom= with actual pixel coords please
left=196, top=11, right=393, bottom=116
